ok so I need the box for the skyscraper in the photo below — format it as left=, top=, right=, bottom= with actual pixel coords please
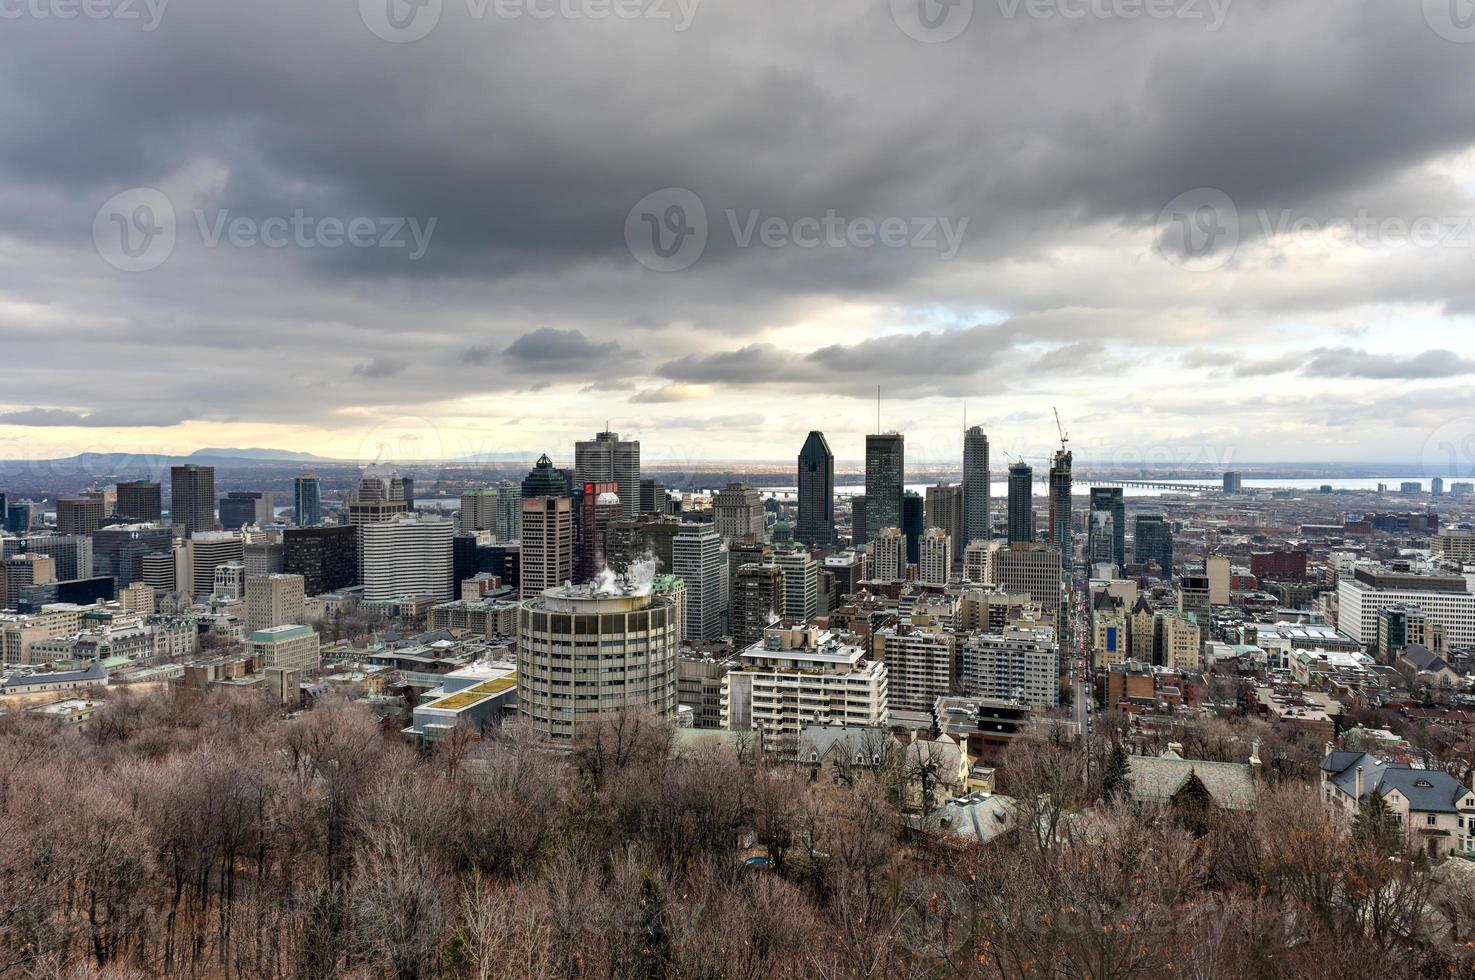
left=918, top=527, right=951, bottom=585
left=169, top=464, right=216, bottom=538
left=925, top=483, right=963, bottom=563
left=962, top=425, right=991, bottom=545
left=293, top=473, right=322, bottom=527
left=219, top=491, right=274, bottom=530
left=864, top=433, right=904, bottom=541
left=520, top=496, right=574, bottom=598
left=575, top=482, right=621, bottom=582
left=284, top=525, right=358, bottom=595
left=732, top=562, right=782, bottom=649
left=672, top=523, right=727, bottom=641
left=574, top=430, right=640, bottom=519
left=360, top=516, right=454, bottom=602
left=521, top=454, right=573, bottom=499
left=116, top=481, right=162, bottom=523
left=902, top=491, right=924, bottom=567
left=56, top=497, right=106, bottom=536
left=869, top=526, right=905, bottom=581
left=1007, top=462, right=1033, bottom=544
left=1088, top=487, right=1126, bottom=573
left=1133, top=514, right=1174, bottom=581
left=796, top=431, right=835, bottom=546
left=1048, top=450, right=1073, bottom=578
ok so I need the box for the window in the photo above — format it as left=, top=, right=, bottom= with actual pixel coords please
left=1427, top=814, right=1437, bottom=826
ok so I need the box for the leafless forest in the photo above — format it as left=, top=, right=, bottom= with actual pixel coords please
left=2, top=689, right=1474, bottom=979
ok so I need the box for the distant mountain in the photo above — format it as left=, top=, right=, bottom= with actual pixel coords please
left=190, top=447, right=334, bottom=463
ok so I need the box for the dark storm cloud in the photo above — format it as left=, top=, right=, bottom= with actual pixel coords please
left=2, top=0, right=1475, bottom=433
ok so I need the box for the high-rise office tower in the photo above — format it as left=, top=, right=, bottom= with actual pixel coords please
left=851, top=495, right=868, bottom=547
left=1088, top=487, right=1126, bottom=573
left=1048, top=450, right=1073, bottom=578
left=575, top=482, right=621, bottom=582
left=360, top=516, right=454, bottom=602
left=460, top=488, right=500, bottom=532
left=1222, top=471, right=1243, bottom=494
left=925, top=483, right=963, bottom=563
left=638, top=478, right=667, bottom=516
left=902, top=491, right=923, bottom=567
left=245, top=573, right=306, bottom=634
left=1133, top=514, right=1174, bottom=581
left=5, top=533, right=92, bottom=582
left=344, top=473, right=408, bottom=526
left=518, top=582, right=679, bottom=740
left=284, top=525, right=359, bottom=595
left=219, top=491, right=274, bottom=530
left=962, top=425, right=991, bottom=545
left=293, top=473, right=322, bottom=527
left=672, top=523, right=727, bottom=641
left=1007, top=462, right=1034, bottom=544
left=55, top=497, right=106, bottom=537
left=732, top=562, right=782, bottom=649
left=5, top=500, right=39, bottom=534
left=714, top=482, right=767, bottom=543
left=519, top=496, right=574, bottom=598
left=494, top=482, right=522, bottom=540
left=115, top=481, right=162, bottom=523
left=92, top=523, right=173, bottom=589
left=865, top=433, right=904, bottom=542
left=796, top=431, right=835, bottom=546
left=575, top=430, right=640, bottom=519
left=521, top=454, right=573, bottom=499
left=187, top=531, right=245, bottom=599
left=0, top=492, right=6, bottom=528
left=170, top=464, right=216, bottom=538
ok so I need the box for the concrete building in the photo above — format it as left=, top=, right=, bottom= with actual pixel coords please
left=869, top=526, right=906, bottom=582
left=170, top=464, right=216, bottom=537
left=970, top=541, right=1062, bottom=612
left=925, top=483, right=963, bottom=563
left=874, top=623, right=956, bottom=714
left=960, top=626, right=1059, bottom=708
left=774, top=550, right=819, bottom=621
left=519, top=496, right=574, bottom=599
left=918, top=527, right=952, bottom=586
left=672, top=524, right=727, bottom=641
left=1157, top=611, right=1201, bottom=670
left=360, top=516, right=454, bottom=602
left=187, top=532, right=245, bottom=599
left=722, top=625, right=889, bottom=748
left=250, top=624, right=320, bottom=671
left=219, top=491, right=274, bottom=530
left=56, top=497, right=106, bottom=536
left=962, top=425, right=991, bottom=546
left=517, top=581, right=680, bottom=740
left=1337, top=565, right=1475, bottom=647
left=116, top=481, right=162, bottom=523
left=731, top=563, right=781, bottom=650
left=245, top=573, right=306, bottom=633
left=713, top=482, right=767, bottom=544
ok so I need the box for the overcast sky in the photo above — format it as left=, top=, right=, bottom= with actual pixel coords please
left=3, top=0, right=1475, bottom=472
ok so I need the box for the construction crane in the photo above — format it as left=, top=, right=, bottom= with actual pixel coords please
left=1053, top=406, right=1069, bottom=453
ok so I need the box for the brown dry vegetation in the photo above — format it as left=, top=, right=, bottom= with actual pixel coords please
left=0, top=687, right=1472, bottom=979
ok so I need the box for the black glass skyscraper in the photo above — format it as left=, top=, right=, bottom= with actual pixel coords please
left=864, top=433, right=904, bottom=537
left=962, top=425, right=990, bottom=544
left=1089, top=487, right=1126, bottom=572
left=902, top=492, right=924, bottom=566
left=1007, top=462, right=1033, bottom=544
left=796, top=430, right=835, bottom=546
left=521, top=454, right=573, bottom=498
left=116, top=481, right=162, bottom=523
left=1048, top=450, right=1072, bottom=577
left=1133, top=514, right=1174, bottom=581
